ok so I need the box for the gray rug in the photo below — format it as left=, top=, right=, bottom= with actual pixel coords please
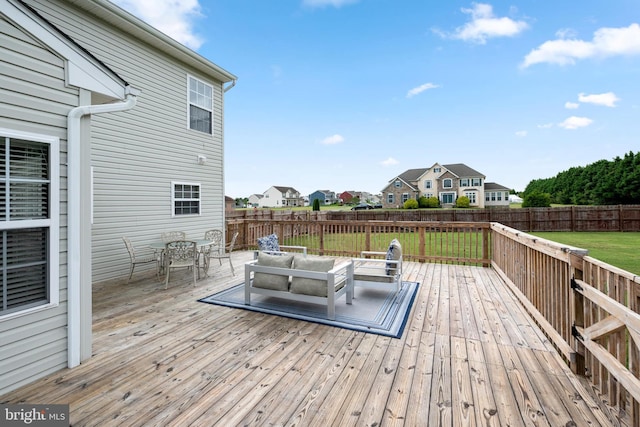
left=198, top=281, right=419, bottom=338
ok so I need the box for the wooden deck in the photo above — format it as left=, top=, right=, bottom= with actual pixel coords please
left=2, top=251, right=615, bottom=426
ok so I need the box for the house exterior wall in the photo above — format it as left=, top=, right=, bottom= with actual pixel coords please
left=248, top=194, right=262, bottom=207
left=417, top=167, right=439, bottom=199
left=25, top=0, right=229, bottom=283
left=417, top=164, right=487, bottom=208
left=0, top=15, right=71, bottom=395
left=381, top=179, right=417, bottom=208
left=309, top=191, right=326, bottom=206
left=260, top=187, right=283, bottom=208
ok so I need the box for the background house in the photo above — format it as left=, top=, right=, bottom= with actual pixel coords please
left=381, top=163, right=510, bottom=208
left=0, top=0, right=235, bottom=395
left=259, top=186, right=304, bottom=208
left=309, top=190, right=337, bottom=206
left=248, top=194, right=263, bottom=207
left=485, top=183, right=512, bottom=207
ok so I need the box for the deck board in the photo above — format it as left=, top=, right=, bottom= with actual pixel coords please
left=0, top=251, right=616, bottom=426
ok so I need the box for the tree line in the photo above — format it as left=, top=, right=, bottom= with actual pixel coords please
left=523, top=151, right=640, bottom=205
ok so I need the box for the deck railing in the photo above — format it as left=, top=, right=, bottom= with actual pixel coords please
left=227, top=219, right=491, bottom=265
left=490, top=222, right=640, bottom=426
left=228, top=218, right=640, bottom=424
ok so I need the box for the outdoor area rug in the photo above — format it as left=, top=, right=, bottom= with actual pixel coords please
left=198, top=281, right=419, bottom=338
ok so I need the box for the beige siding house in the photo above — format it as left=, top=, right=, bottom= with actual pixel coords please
left=0, top=0, right=236, bottom=394
left=382, top=163, right=509, bottom=208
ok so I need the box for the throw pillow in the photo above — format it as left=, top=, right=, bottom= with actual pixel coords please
left=257, top=233, right=280, bottom=252
left=252, top=252, right=293, bottom=291
left=385, top=239, right=402, bottom=275
left=289, top=256, right=335, bottom=297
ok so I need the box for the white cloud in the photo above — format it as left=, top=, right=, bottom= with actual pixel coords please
left=320, top=134, right=345, bottom=145
left=441, top=3, right=529, bottom=44
left=515, top=130, right=527, bottom=137
left=406, top=83, right=440, bottom=98
left=302, top=0, right=359, bottom=8
left=381, top=157, right=399, bottom=167
left=112, top=0, right=204, bottom=49
left=558, top=116, right=593, bottom=130
left=522, top=23, right=640, bottom=67
left=565, top=102, right=579, bottom=109
left=578, top=92, right=620, bottom=107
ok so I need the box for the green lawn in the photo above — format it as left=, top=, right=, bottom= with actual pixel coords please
left=531, top=232, right=640, bottom=275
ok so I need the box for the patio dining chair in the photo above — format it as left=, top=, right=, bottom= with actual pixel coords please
left=210, top=231, right=239, bottom=276
left=200, top=229, right=224, bottom=277
left=122, top=237, right=160, bottom=284
left=164, top=240, right=199, bottom=289
left=161, top=231, right=186, bottom=243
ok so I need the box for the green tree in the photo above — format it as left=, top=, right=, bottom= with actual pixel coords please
left=312, top=198, right=321, bottom=211
left=522, top=190, right=551, bottom=207
left=403, top=199, right=419, bottom=209
left=418, top=196, right=429, bottom=208
left=455, top=196, right=470, bottom=208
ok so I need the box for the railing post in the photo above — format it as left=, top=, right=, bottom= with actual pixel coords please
left=571, top=266, right=586, bottom=375
left=365, top=224, right=371, bottom=253
left=419, top=226, right=425, bottom=262
left=482, top=227, right=490, bottom=267
left=319, top=224, right=325, bottom=256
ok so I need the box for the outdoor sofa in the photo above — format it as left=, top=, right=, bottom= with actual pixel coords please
left=244, top=252, right=354, bottom=320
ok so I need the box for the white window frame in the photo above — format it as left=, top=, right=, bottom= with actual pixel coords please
left=440, top=192, right=456, bottom=204
left=402, top=193, right=410, bottom=203
left=424, top=180, right=432, bottom=189
left=465, top=191, right=477, bottom=204
left=472, top=178, right=482, bottom=186
left=460, top=179, right=469, bottom=187
left=443, top=178, right=453, bottom=188
left=171, top=181, right=201, bottom=217
left=387, top=193, right=395, bottom=203
left=187, top=74, right=213, bottom=135
left=0, top=128, right=59, bottom=319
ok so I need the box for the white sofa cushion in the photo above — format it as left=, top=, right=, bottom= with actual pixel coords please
left=252, top=252, right=293, bottom=291
left=289, top=255, right=335, bottom=297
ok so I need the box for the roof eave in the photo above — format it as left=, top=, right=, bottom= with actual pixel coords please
left=66, top=0, right=237, bottom=84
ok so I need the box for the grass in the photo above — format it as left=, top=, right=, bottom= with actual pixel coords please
left=531, top=232, right=640, bottom=275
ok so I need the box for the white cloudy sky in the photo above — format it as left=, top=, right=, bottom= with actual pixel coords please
left=112, top=0, right=640, bottom=196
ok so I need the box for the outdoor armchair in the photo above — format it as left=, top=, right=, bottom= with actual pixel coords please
left=351, top=238, right=403, bottom=294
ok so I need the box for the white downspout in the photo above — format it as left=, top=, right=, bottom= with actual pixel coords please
left=66, top=86, right=139, bottom=368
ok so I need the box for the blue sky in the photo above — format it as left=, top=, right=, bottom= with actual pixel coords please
left=112, top=0, right=640, bottom=198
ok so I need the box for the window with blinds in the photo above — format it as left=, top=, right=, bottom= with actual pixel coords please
left=188, top=75, right=213, bottom=135
left=1, top=132, right=57, bottom=316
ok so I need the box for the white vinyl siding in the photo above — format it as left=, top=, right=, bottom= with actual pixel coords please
left=0, top=17, right=68, bottom=395
left=23, top=1, right=227, bottom=282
